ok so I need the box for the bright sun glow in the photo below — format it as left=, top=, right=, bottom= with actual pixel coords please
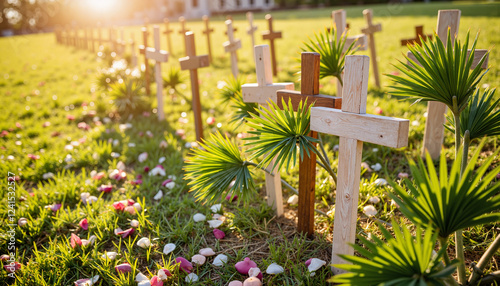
left=86, top=0, right=118, bottom=13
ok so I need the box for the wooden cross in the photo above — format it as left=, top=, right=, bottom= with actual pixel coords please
left=261, top=14, right=282, bottom=77
left=138, top=26, right=152, bottom=95
left=361, top=9, right=382, bottom=88
left=332, top=9, right=367, bottom=97
left=310, top=55, right=409, bottom=273
left=225, top=15, right=238, bottom=35
left=223, top=20, right=242, bottom=78
left=241, top=45, right=294, bottom=216
left=276, top=52, right=342, bottom=235
left=400, top=25, right=433, bottom=46
left=179, top=32, right=210, bottom=142
left=202, top=15, right=214, bottom=63
left=144, top=26, right=169, bottom=121
left=405, top=10, right=489, bottom=160
left=178, top=16, right=191, bottom=54
left=130, top=33, right=138, bottom=68
left=162, top=18, right=174, bottom=55
left=246, top=12, right=258, bottom=59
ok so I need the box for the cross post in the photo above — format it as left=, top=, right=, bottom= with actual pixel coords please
left=246, top=12, right=258, bottom=59
left=130, top=33, right=138, bottom=68
left=262, top=14, right=282, bottom=77
left=179, top=32, right=210, bottom=142
left=138, top=26, right=152, bottom=95
left=225, top=15, right=238, bottom=35
left=163, top=18, right=174, bottom=54
left=310, top=55, right=409, bottom=274
left=144, top=26, right=169, bottom=121
left=332, top=9, right=367, bottom=97
left=241, top=45, right=294, bottom=216
left=405, top=10, right=489, bottom=160
left=400, top=25, right=432, bottom=46
left=202, top=15, right=214, bottom=63
left=178, top=16, right=191, bottom=55
left=223, top=20, right=242, bottom=78
left=361, top=9, right=382, bottom=88
left=276, top=52, right=342, bottom=236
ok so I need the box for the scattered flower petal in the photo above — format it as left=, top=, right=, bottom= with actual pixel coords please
left=115, top=263, right=132, bottom=273
left=70, top=233, right=82, bottom=248
left=208, top=220, right=223, bottom=228
left=193, top=213, right=206, bottom=222
left=210, top=204, right=222, bottom=213
left=98, top=184, right=113, bottom=193
left=243, top=277, right=262, bottom=286
left=398, top=172, right=409, bottom=179
left=163, top=243, right=176, bottom=255
left=287, top=194, right=299, bottom=205
left=175, top=257, right=193, bottom=273
left=225, top=194, right=238, bottom=202
left=248, top=267, right=263, bottom=279
left=363, top=205, right=378, bottom=217
left=130, top=219, right=139, bottom=228
left=159, top=140, right=168, bottom=148
left=199, top=248, right=215, bottom=257
left=158, top=157, right=166, bottom=164
left=307, top=258, right=326, bottom=272
left=102, top=252, right=118, bottom=260
left=154, top=190, right=163, bottom=200
left=116, top=228, right=135, bottom=238
left=116, top=161, right=126, bottom=171
left=191, top=254, right=206, bottom=266
left=149, top=166, right=166, bottom=176
left=3, top=261, right=21, bottom=273
left=213, top=229, right=225, bottom=240
left=374, top=178, right=388, bottom=186
left=157, top=269, right=172, bottom=279
left=266, top=263, right=284, bottom=274
left=369, top=196, right=380, bottom=204
left=135, top=272, right=149, bottom=282
left=235, top=257, right=257, bottom=275
left=74, top=275, right=99, bottom=286
left=371, top=163, right=382, bottom=172
left=18, top=218, right=28, bottom=227
left=79, top=218, right=88, bottom=230
left=229, top=281, right=243, bottom=286
left=185, top=273, right=198, bottom=283
left=138, top=152, right=148, bottom=163
left=212, top=254, right=228, bottom=267
left=150, top=275, right=163, bottom=286
left=137, top=237, right=151, bottom=248
left=43, top=172, right=55, bottom=180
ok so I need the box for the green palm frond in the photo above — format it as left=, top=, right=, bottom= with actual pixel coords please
left=388, top=30, right=489, bottom=114
left=445, top=88, right=500, bottom=141
left=163, top=66, right=185, bottom=90
left=244, top=98, right=318, bottom=172
left=183, top=132, right=256, bottom=203
left=219, top=76, right=246, bottom=104
left=301, top=27, right=357, bottom=83
left=331, top=222, right=457, bottom=286
left=229, top=91, right=259, bottom=129
left=389, top=140, right=500, bottom=239
left=109, top=78, right=149, bottom=117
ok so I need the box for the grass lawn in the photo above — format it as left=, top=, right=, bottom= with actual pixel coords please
left=0, top=1, right=499, bottom=285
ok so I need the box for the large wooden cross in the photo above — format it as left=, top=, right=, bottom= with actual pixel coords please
left=332, top=9, right=367, bottom=97
left=262, top=14, right=282, bottom=77
left=223, top=20, right=242, bottom=78
left=144, top=26, right=169, bottom=121
left=179, top=32, right=210, bottom=142
left=246, top=12, right=258, bottom=59
left=361, top=9, right=382, bottom=88
left=405, top=10, right=489, bottom=160
left=400, top=25, right=432, bottom=46
left=225, top=15, right=238, bottom=35
left=276, top=52, right=342, bottom=235
left=202, top=15, right=214, bottom=63
left=310, top=55, right=409, bottom=273
left=138, top=26, right=151, bottom=95
left=163, top=18, right=174, bottom=55
left=178, top=16, right=191, bottom=55
left=241, top=45, right=294, bottom=216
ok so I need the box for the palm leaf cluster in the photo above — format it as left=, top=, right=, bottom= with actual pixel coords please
left=218, top=76, right=246, bottom=104
left=244, top=99, right=318, bottom=172
left=332, top=222, right=457, bottom=286
left=388, top=31, right=489, bottom=114
left=163, top=66, right=185, bottom=91
left=390, top=142, right=500, bottom=240
left=183, top=132, right=256, bottom=203
left=229, top=91, right=259, bottom=129
left=109, top=78, right=149, bottom=117
left=445, top=88, right=500, bottom=141
left=301, top=27, right=357, bottom=84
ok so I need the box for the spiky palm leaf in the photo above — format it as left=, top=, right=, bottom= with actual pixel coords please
left=183, top=132, right=256, bottom=203
left=163, top=66, right=185, bottom=90
left=389, top=141, right=500, bottom=240
left=229, top=91, right=259, bottom=129
left=109, top=78, right=149, bottom=117
left=301, top=27, right=357, bottom=83
left=244, top=98, right=318, bottom=172
left=219, top=76, right=246, bottom=104
left=388, top=31, right=488, bottom=114
left=445, top=88, right=500, bottom=141
left=331, top=222, right=457, bottom=286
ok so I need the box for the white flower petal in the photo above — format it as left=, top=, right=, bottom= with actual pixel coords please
left=101, top=251, right=118, bottom=260
left=363, top=205, right=378, bottom=217
left=287, top=194, right=299, bottom=205
left=130, top=220, right=139, bottom=228
left=191, top=254, right=206, bottom=265
left=369, top=196, right=381, bottom=204
left=185, top=273, right=199, bottom=283
left=116, top=161, right=126, bottom=171
left=165, top=182, right=175, bottom=189
left=207, top=219, right=223, bottom=228
left=163, top=243, right=176, bottom=255
left=374, top=178, right=388, bottom=186
left=266, top=263, right=284, bottom=274
left=158, top=157, right=166, bottom=164
left=137, top=237, right=151, bottom=248
left=212, top=254, right=228, bottom=266
left=211, top=204, right=222, bottom=213
left=308, top=258, right=326, bottom=272
left=371, top=163, right=382, bottom=172
left=199, top=247, right=216, bottom=257
left=138, top=281, right=151, bottom=286
left=154, top=190, right=163, bottom=200
left=138, top=152, right=148, bottom=163
left=193, top=213, right=206, bottom=222
left=135, top=272, right=149, bottom=282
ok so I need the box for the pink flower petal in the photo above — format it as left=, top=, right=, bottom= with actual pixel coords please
left=70, top=233, right=82, bottom=248
left=51, top=204, right=62, bottom=212
left=144, top=166, right=150, bottom=173
left=225, top=194, right=238, bottom=202
left=92, top=172, right=106, bottom=180
left=117, top=228, right=135, bottom=238
left=235, top=257, right=257, bottom=275
left=98, top=184, right=113, bottom=193
left=213, top=229, right=225, bottom=240
left=79, top=218, right=88, bottom=230
left=112, top=201, right=126, bottom=211
left=3, top=261, right=21, bottom=273
left=151, top=275, right=163, bottom=286
left=175, top=257, right=193, bottom=273
left=115, top=262, right=132, bottom=273
left=161, top=179, right=172, bottom=186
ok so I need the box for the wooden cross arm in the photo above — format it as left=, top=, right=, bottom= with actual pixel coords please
left=179, top=55, right=210, bottom=70
left=242, top=83, right=294, bottom=104
left=345, top=34, right=368, bottom=51
left=400, top=35, right=432, bottom=46
left=406, top=49, right=489, bottom=69
left=247, top=26, right=258, bottom=35
left=277, top=90, right=342, bottom=111
left=145, top=47, right=169, bottom=62
left=311, top=107, right=409, bottom=148
left=223, top=40, right=242, bottom=53
left=203, top=28, right=214, bottom=34
left=361, top=23, right=382, bottom=35
left=163, top=29, right=173, bottom=34
left=262, top=31, right=282, bottom=40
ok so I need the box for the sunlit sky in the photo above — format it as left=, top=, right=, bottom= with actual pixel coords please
left=85, top=0, right=119, bottom=13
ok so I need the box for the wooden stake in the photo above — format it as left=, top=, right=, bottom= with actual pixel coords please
left=361, top=9, right=382, bottom=88
left=179, top=32, right=210, bottom=142
left=223, top=20, right=242, bottom=78
left=405, top=10, right=489, bottom=160
left=332, top=9, right=367, bottom=97
left=144, top=26, right=169, bottom=121
left=262, top=14, right=282, bottom=77
left=225, top=15, right=238, bottom=35
left=202, top=15, right=214, bottom=63
left=163, top=18, right=174, bottom=54
left=241, top=45, right=294, bottom=216
left=400, top=25, right=433, bottom=46
left=310, top=55, right=409, bottom=274
left=246, top=12, right=258, bottom=59
left=138, top=27, right=151, bottom=95
left=276, top=53, right=342, bottom=236
left=178, top=16, right=191, bottom=55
